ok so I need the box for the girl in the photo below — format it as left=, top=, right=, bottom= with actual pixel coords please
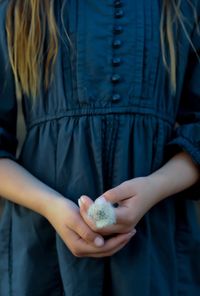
left=0, top=0, right=200, bottom=295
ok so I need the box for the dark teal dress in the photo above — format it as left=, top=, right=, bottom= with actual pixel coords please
left=0, top=0, right=200, bottom=295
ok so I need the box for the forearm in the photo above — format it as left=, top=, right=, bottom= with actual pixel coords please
left=147, top=151, right=200, bottom=203
left=0, top=158, right=63, bottom=217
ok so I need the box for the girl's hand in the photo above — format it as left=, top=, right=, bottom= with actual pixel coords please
left=44, top=196, right=136, bottom=257
left=79, top=176, right=163, bottom=236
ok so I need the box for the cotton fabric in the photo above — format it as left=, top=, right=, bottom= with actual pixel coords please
left=0, top=0, right=200, bottom=295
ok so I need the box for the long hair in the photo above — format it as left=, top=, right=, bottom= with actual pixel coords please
left=5, top=0, right=59, bottom=100
left=3, top=0, right=200, bottom=101
left=160, top=0, right=199, bottom=92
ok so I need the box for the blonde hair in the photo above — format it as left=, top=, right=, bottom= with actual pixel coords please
left=3, top=0, right=200, bottom=100
left=5, top=0, right=59, bottom=100
left=160, top=0, right=200, bottom=93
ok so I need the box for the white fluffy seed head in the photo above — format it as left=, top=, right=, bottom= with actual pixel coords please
left=87, top=197, right=116, bottom=228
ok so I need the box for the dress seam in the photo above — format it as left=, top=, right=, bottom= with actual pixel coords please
left=107, top=115, right=119, bottom=187
left=101, top=116, right=108, bottom=191
left=26, top=106, right=174, bottom=130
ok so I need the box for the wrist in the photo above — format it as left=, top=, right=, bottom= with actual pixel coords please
left=145, top=173, right=170, bottom=203
left=37, top=189, right=64, bottom=218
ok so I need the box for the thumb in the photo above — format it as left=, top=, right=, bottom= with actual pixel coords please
left=101, top=181, right=133, bottom=204
left=78, top=195, right=93, bottom=210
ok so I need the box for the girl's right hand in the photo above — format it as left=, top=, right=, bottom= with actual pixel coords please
left=44, top=196, right=136, bottom=258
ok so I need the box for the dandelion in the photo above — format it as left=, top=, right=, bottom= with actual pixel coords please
left=87, top=196, right=116, bottom=228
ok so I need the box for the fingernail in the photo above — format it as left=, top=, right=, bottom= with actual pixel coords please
left=80, top=196, right=87, bottom=205
left=95, top=195, right=107, bottom=205
left=78, top=199, right=82, bottom=207
left=131, top=229, right=137, bottom=236
left=94, top=237, right=104, bottom=247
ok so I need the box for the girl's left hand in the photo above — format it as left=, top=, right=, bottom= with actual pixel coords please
left=78, top=176, right=163, bottom=236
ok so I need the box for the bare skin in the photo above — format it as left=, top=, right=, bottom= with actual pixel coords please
left=0, top=158, right=136, bottom=257
left=79, top=151, right=200, bottom=237
left=0, top=150, right=199, bottom=257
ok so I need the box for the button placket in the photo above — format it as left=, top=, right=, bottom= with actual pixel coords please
left=115, top=9, right=124, bottom=18
left=114, top=0, right=123, bottom=8
left=113, top=25, right=123, bottom=34
left=112, top=39, right=122, bottom=49
left=111, top=1, right=124, bottom=102
left=112, top=57, right=122, bottom=66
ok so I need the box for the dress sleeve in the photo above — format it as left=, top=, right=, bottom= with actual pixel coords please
left=164, top=16, right=200, bottom=200
left=0, top=8, right=18, bottom=161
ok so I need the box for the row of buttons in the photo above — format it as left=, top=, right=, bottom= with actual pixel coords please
left=111, top=1, right=124, bottom=102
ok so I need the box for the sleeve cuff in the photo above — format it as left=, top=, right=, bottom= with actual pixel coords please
left=0, top=150, right=17, bottom=162
left=165, top=136, right=200, bottom=201
left=165, top=135, right=200, bottom=166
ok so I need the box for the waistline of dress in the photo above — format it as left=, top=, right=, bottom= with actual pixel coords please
left=26, top=105, right=175, bottom=130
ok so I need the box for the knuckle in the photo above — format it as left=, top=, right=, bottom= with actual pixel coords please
left=116, top=184, right=123, bottom=193
left=82, top=230, right=94, bottom=242
left=122, top=180, right=128, bottom=186
left=121, top=180, right=132, bottom=192
left=87, top=223, right=98, bottom=232
left=104, top=189, right=112, bottom=198
left=122, top=226, right=133, bottom=233
left=125, top=216, right=134, bottom=226
left=123, top=218, right=131, bottom=226
left=69, top=216, right=78, bottom=228
left=98, top=229, right=108, bottom=236
left=121, top=180, right=129, bottom=189
left=72, top=247, right=83, bottom=257
left=74, top=252, right=82, bottom=258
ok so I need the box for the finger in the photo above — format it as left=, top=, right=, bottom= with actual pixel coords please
left=79, top=197, right=135, bottom=236
left=89, top=231, right=136, bottom=254
left=79, top=198, right=99, bottom=232
left=69, top=229, right=136, bottom=257
left=78, top=195, right=122, bottom=233
left=88, top=231, right=137, bottom=258
left=79, top=194, right=128, bottom=226
left=79, top=195, right=93, bottom=209
left=87, top=238, right=131, bottom=258
left=63, top=228, right=130, bottom=258
left=96, top=182, right=133, bottom=205
left=95, top=223, right=136, bottom=236
left=114, top=206, right=131, bottom=224
left=92, top=206, right=132, bottom=235
left=69, top=215, right=105, bottom=248
left=79, top=198, right=131, bottom=235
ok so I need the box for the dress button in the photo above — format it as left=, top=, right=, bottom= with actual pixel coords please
left=112, top=39, right=122, bottom=48
left=115, top=9, right=124, bottom=18
left=113, top=25, right=123, bottom=34
left=114, top=1, right=123, bottom=8
left=112, top=93, right=121, bottom=101
left=111, top=74, right=121, bottom=83
left=112, top=57, right=121, bottom=66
